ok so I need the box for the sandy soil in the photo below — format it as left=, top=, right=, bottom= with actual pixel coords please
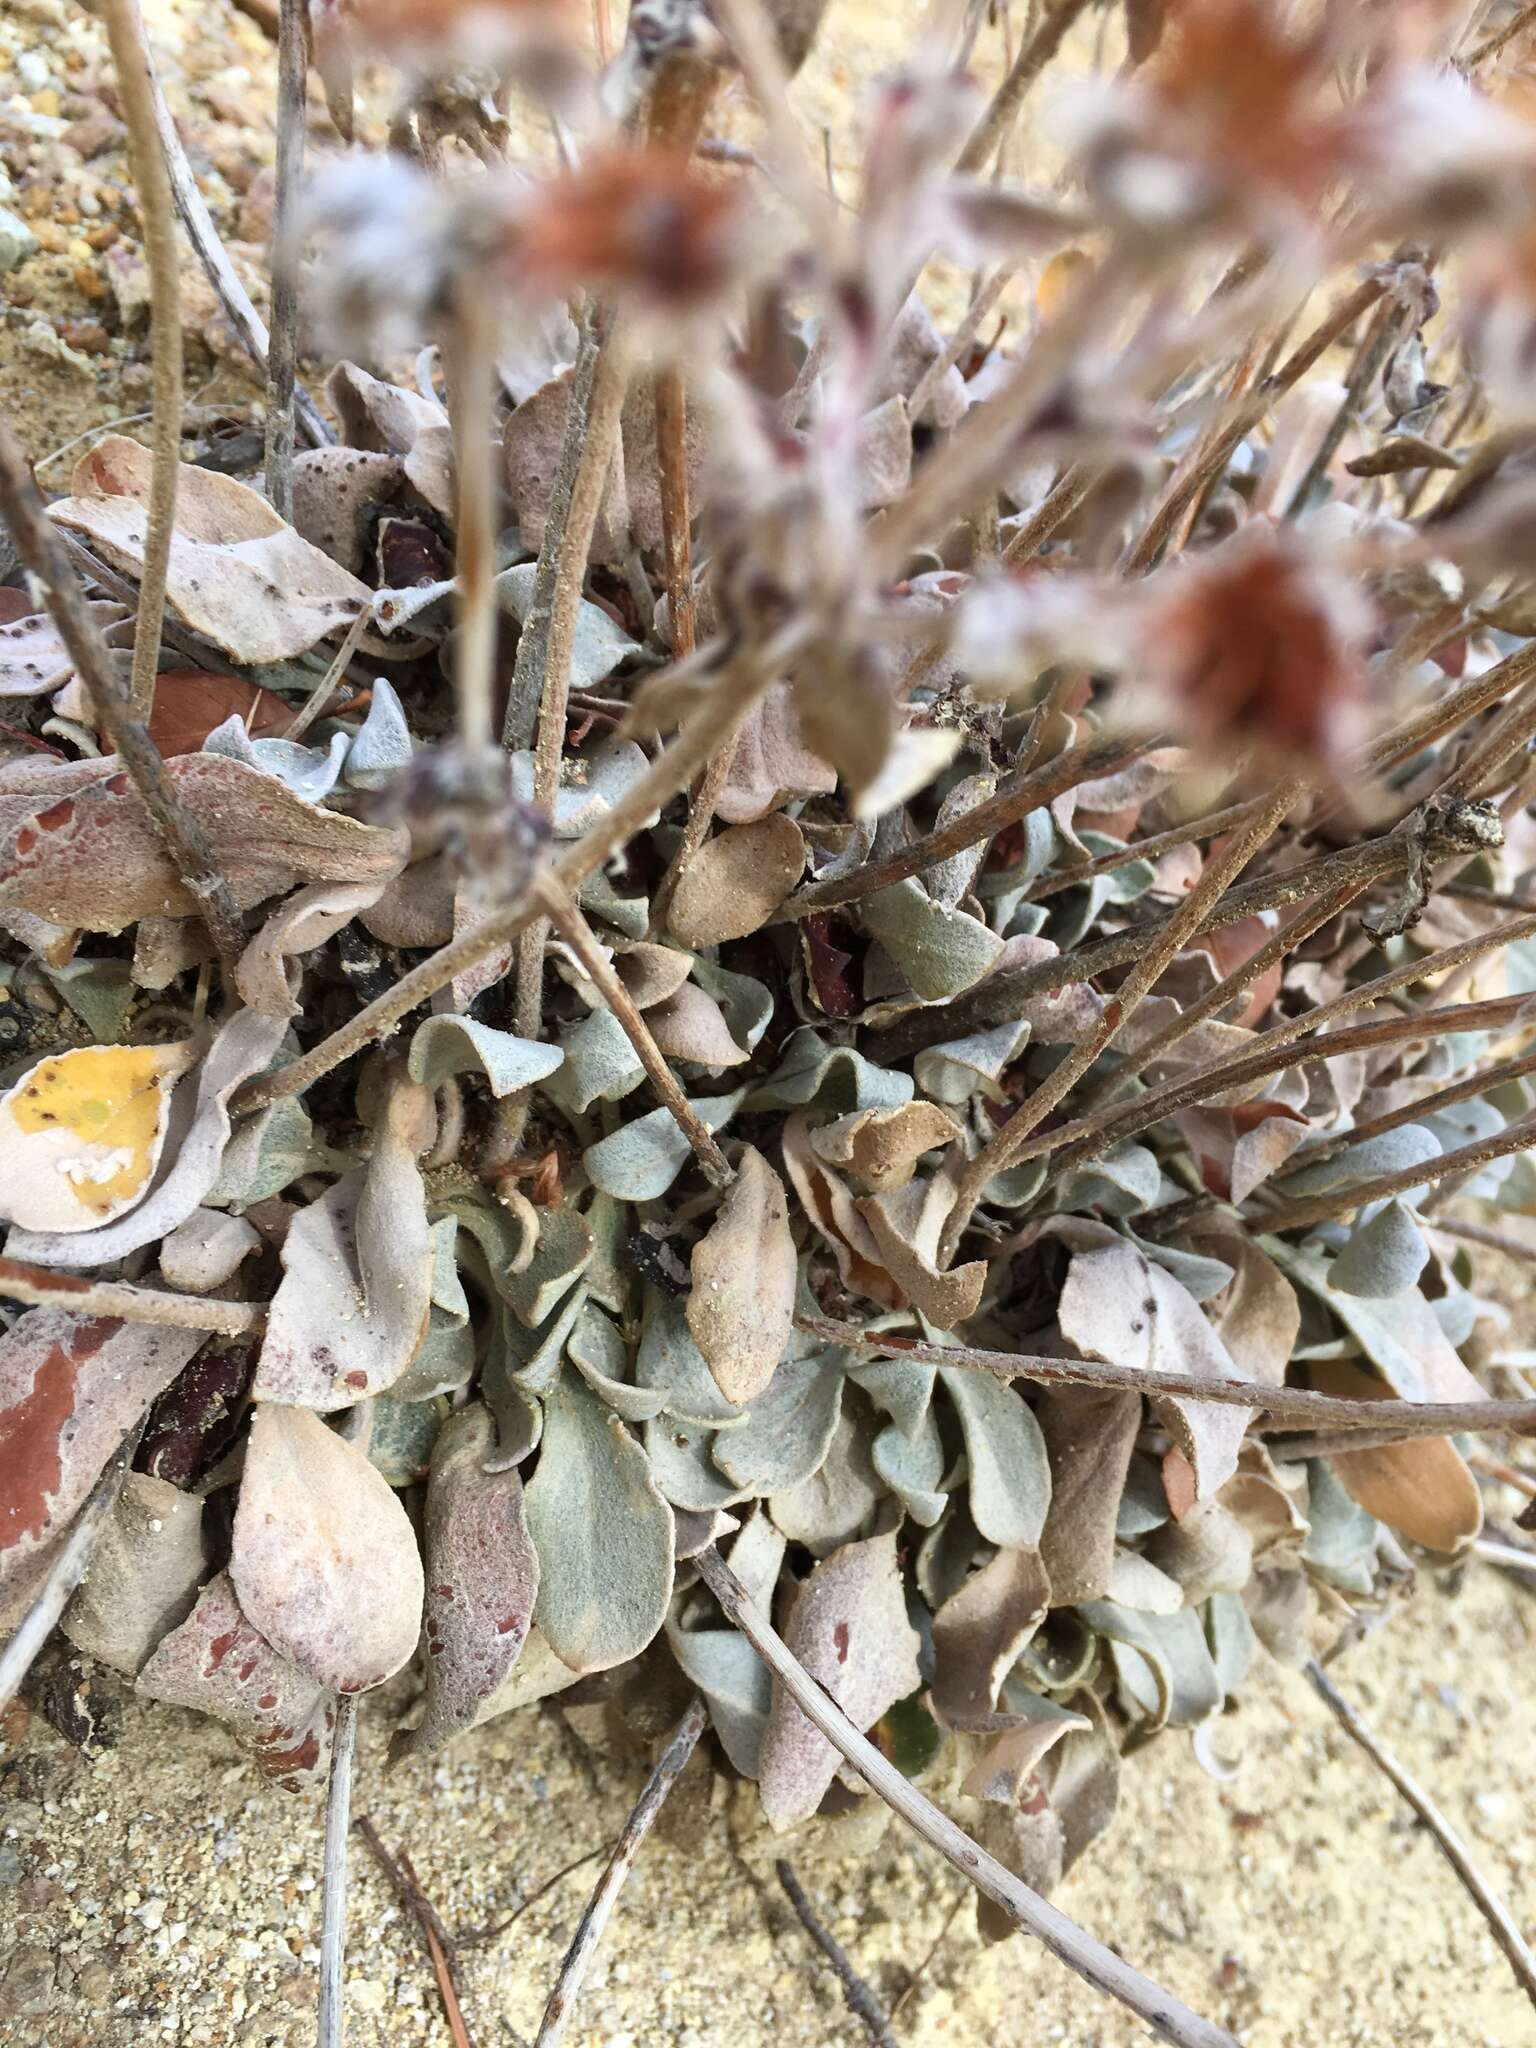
left=3, top=5, right=1536, bottom=2046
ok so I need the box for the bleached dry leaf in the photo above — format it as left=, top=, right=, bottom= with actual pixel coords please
left=666, top=815, right=806, bottom=949
left=7, top=1008, right=289, bottom=1268
left=394, top=1404, right=540, bottom=1760
left=0, top=603, right=128, bottom=697
left=232, top=1402, right=425, bottom=1693
left=758, top=1530, right=922, bottom=1830
left=1058, top=1243, right=1257, bottom=1499
left=62, top=1471, right=207, bottom=1677
left=714, top=683, right=837, bottom=825
left=48, top=437, right=372, bottom=663
left=254, top=1082, right=434, bottom=1409
left=159, top=1206, right=262, bottom=1293
left=137, top=1570, right=333, bottom=1790
left=1036, top=1387, right=1143, bottom=1606
left=645, top=982, right=751, bottom=1069
left=236, top=877, right=391, bottom=1018
left=326, top=361, right=456, bottom=519
left=0, top=750, right=406, bottom=934
left=811, top=1101, right=963, bottom=1192
left=930, top=1545, right=1051, bottom=1722
left=0, top=1310, right=205, bottom=1599
left=0, top=1041, right=193, bottom=1233
left=687, top=1146, right=796, bottom=1404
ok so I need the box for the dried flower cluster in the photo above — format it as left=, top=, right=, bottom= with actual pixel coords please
left=6, top=0, right=1536, bottom=2035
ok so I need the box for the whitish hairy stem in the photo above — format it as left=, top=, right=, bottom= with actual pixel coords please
left=450, top=280, right=501, bottom=755
left=1475, top=1537, right=1536, bottom=1577
left=1256, top=1109, right=1536, bottom=1234
left=940, top=787, right=1298, bottom=1265
left=907, top=265, right=1015, bottom=421
left=512, top=322, right=633, bottom=1038
left=779, top=732, right=1138, bottom=920
left=101, top=0, right=181, bottom=719
left=533, top=1700, right=707, bottom=2048
left=954, top=0, right=1091, bottom=176
left=534, top=877, right=733, bottom=1186
left=792, top=1315, right=1536, bottom=1440
left=1305, top=1661, right=1536, bottom=2013
left=694, top=1550, right=1239, bottom=2048
left=0, top=1419, right=145, bottom=1715
left=319, top=1694, right=358, bottom=2048
left=144, top=40, right=331, bottom=446
left=264, top=0, right=305, bottom=519
left=0, top=425, right=247, bottom=979
left=0, top=1255, right=262, bottom=1334
left=232, top=621, right=808, bottom=1115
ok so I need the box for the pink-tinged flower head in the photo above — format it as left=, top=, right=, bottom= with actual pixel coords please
left=351, top=0, right=579, bottom=63
left=1140, top=522, right=1373, bottom=772
left=507, top=147, right=744, bottom=310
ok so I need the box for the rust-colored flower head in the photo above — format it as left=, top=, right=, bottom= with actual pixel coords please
left=1141, top=521, right=1373, bottom=772
left=1076, top=0, right=1349, bottom=241
left=350, top=0, right=579, bottom=61
left=507, top=146, right=744, bottom=309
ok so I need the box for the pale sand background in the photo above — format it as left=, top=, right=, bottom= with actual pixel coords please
left=1, top=3, right=1535, bottom=2042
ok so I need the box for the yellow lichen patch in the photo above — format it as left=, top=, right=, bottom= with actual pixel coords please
left=0, top=1043, right=195, bottom=1234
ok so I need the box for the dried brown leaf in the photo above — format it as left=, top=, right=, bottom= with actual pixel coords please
left=666, top=815, right=807, bottom=948
left=687, top=1145, right=796, bottom=1404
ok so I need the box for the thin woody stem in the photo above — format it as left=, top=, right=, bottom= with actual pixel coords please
left=695, top=1549, right=1238, bottom=2048
left=1255, top=1109, right=1536, bottom=1234
left=535, top=877, right=733, bottom=1186
left=0, top=1256, right=261, bottom=1335
left=101, top=0, right=181, bottom=719
left=1291, top=1045, right=1536, bottom=1169
left=792, top=1314, right=1536, bottom=1439
left=940, top=786, right=1299, bottom=1262
left=264, top=0, right=305, bottom=519
left=0, top=424, right=247, bottom=980
left=450, top=279, right=501, bottom=755
left=533, top=1700, right=707, bottom=2048
left=780, top=732, right=1139, bottom=920
left=233, top=622, right=807, bottom=1115
left=954, top=0, right=1092, bottom=176
left=907, top=265, right=1016, bottom=421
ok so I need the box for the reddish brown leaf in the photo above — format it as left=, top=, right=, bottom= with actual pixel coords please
left=142, top=669, right=293, bottom=757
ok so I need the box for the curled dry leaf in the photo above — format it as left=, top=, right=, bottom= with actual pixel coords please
left=253, top=1082, right=435, bottom=1409
left=136, top=1571, right=333, bottom=1790
left=1312, top=1357, right=1483, bottom=1553
left=143, top=670, right=294, bottom=757
left=61, top=1471, right=207, bottom=1677
left=686, top=1146, right=796, bottom=1405
left=0, top=602, right=128, bottom=697
left=0, top=1041, right=194, bottom=1233
left=393, top=1404, right=541, bottom=1760
left=231, top=1402, right=425, bottom=1693
left=757, top=1530, right=922, bottom=1830
left=1058, top=1243, right=1257, bottom=1500
left=930, top=1545, right=1052, bottom=1722
left=0, top=751, right=407, bottom=935
left=236, top=878, right=391, bottom=1019
left=159, top=1206, right=262, bottom=1294
left=1036, top=1388, right=1144, bottom=1606
left=713, top=683, right=836, bottom=826
left=0, top=1309, right=205, bottom=1599
left=666, top=815, right=806, bottom=949
left=48, top=437, right=372, bottom=664
left=325, top=361, right=457, bottom=520
left=810, top=1101, right=963, bottom=1193
left=6, top=1008, right=290, bottom=1269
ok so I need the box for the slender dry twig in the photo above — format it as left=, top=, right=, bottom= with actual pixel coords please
left=775, top=1861, right=899, bottom=2048
left=940, top=786, right=1299, bottom=1260
left=282, top=604, right=376, bottom=742
left=1430, top=1215, right=1536, bottom=1263
left=907, top=266, right=1016, bottom=421
left=144, top=41, right=331, bottom=446
left=100, top=0, right=181, bottom=718
left=0, top=423, right=247, bottom=979
left=1297, top=1047, right=1536, bottom=1169
left=533, top=1699, right=707, bottom=2048
left=265, top=0, right=306, bottom=519
left=1468, top=1450, right=1536, bottom=1498
left=694, top=1551, right=1238, bottom=2048
left=1305, top=1660, right=1536, bottom=2013
left=887, top=1890, right=967, bottom=2027
left=319, top=1694, right=359, bottom=2048
left=780, top=733, right=1138, bottom=920
left=356, top=1818, right=478, bottom=2048
left=233, top=622, right=806, bottom=1114
left=1256, top=1109, right=1536, bottom=1233
left=1466, top=0, right=1536, bottom=69
left=457, top=1848, right=609, bottom=1949
left=1022, top=794, right=1270, bottom=902
left=792, top=1313, right=1536, bottom=1438
left=955, top=0, right=1092, bottom=176
left=655, top=367, right=698, bottom=659
left=1283, top=288, right=1411, bottom=519
left=534, top=876, right=733, bottom=1185
left=450, top=279, right=502, bottom=754
left=0, top=1256, right=262, bottom=1335
left=1473, top=1537, right=1536, bottom=1579
left=0, top=1418, right=146, bottom=1715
